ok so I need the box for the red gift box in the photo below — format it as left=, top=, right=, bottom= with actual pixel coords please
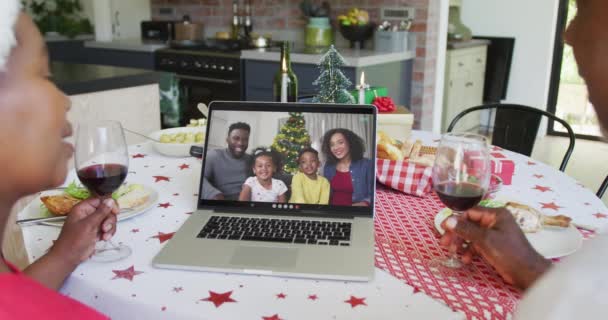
left=466, top=151, right=515, bottom=186
left=376, top=159, right=433, bottom=197
left=490, top=152, right=515, bottom=185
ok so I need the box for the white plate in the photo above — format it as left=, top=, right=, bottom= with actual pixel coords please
left=433, top=206, right=583, bottom=259
left=149, top=127, right=205, bottom=157
left=21, top=185, right=159, bottom=227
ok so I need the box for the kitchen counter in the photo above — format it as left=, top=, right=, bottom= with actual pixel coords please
left=241, top=47, right=416, bottom=67
left=51, top=62, right=161, bottom=95
left=84, top=38, right=167, bottom=52
left=447, top=39, right=490, bottom=50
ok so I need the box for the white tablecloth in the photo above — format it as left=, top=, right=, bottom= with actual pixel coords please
left=20, top=141, right=461, bottom=320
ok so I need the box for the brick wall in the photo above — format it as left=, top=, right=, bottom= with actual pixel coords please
left=151, top=0, right=439, bottom=129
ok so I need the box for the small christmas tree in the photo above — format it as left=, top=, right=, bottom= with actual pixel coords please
left=312, top=45, right=355, bottom=104
left=271, top=112, right=311, bottom=174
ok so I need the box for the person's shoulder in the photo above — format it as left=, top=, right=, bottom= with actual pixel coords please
left=207, top=148, right=223, bottom=159
left=244, top=176, right=256, bottom=185
left=318, top=174, right=330, bottom=184
left=292, top=172, right=304, bottom=181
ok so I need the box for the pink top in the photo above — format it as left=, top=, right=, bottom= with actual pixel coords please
left=330, top=171, right=354, bottom=206
left=0, top=260, right=108, bottom=319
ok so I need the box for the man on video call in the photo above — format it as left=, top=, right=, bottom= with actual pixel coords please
left=202, top=122, right=253, bottom=200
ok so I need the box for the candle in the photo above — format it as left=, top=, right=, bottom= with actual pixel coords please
left=357, top=71, right=369, bottom=105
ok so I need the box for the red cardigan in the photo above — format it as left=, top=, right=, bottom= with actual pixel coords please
left=0, top=260, right=108, bottom=319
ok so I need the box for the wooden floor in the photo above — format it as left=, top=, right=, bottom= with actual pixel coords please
left=531, top=135, right=608, bottom=205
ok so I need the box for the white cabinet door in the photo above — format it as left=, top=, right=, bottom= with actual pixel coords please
left=444, top=74, right=468, bottom=131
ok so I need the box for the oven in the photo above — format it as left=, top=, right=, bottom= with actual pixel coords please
left=155, top=49, right=243, bottom=127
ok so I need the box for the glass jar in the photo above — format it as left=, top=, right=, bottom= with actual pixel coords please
left=305, top=17, right=333, bottom=48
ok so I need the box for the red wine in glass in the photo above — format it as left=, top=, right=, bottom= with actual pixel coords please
left=435, top=182, right=485, bottom=212
left=77, top=163, right=127, bottom=196
left=432, top=132, right=491, bottom=269
left=75, top=120, right=130, bottom=262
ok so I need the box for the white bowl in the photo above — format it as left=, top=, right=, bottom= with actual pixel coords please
left=149, top=127, right=205, bottom=157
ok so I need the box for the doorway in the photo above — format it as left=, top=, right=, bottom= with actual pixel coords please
left=547, top=0, right=601, bottom=139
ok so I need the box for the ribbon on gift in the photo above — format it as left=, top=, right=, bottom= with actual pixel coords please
left=376, top=159, right=433, bottom=197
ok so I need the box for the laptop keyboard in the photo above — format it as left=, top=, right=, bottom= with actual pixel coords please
left=197, top=216, right=352, bottom=246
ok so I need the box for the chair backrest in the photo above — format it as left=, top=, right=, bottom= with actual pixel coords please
left=598, top=175, right=608, bottom=198
left=447, top=104, right=576, bottom=172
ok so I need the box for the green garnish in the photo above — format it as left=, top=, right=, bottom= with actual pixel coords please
left=65, top=181, right=142, bottom=200
left=65, top=181, right=90, bottom=199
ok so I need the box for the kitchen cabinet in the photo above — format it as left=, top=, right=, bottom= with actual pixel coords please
left=243, top=59, right=412, bottom=106
left=442, top=44, right=487, bottom=132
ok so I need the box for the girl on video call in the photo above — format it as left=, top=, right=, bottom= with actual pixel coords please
left=239, top=147, right=288, bottom=203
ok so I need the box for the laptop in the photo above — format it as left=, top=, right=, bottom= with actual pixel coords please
left=153, top=101, right=377, bottom=281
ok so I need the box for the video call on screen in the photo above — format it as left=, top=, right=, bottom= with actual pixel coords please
left=201, top=110, right=374, bottom=208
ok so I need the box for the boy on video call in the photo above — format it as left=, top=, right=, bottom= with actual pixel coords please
left=289, top=147, right=330, bottom=205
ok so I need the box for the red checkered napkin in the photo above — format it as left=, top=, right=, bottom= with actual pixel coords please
left=376, top=159, right=433, bottom=197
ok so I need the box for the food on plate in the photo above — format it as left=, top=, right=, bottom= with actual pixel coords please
left=40, top=195, right=81, bottom=216
left=506, top=202, right=572, bottom=233
left=159, top=131, right=204, bottom=144
left=186, top=118, right=207, bottom=127
left=377, top=131, right=436, bottom=165
left=41, top=182, right=150, bottom=216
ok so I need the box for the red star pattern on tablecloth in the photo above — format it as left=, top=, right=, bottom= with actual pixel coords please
left=308, top=294, right=318, bottom=301
left=593, top=213, right=608, bottom=219
left=533, top=185, right=552, bottom=192
left=262, top=315, right=283, bottom=320
left=201, top=291, right=237, bottom=308
left=153, top=176, right=171, bottom=182
left=533, top=174, right=544, bottom=179
left=173, top=287, right=183, bottom=293
left=344, top=296, right=367, bottom=308
left=413, top=287, right=421, bottom=294
left=158, top=202, right=172, bottom=209
left=151, top=232, right=175, bottom=243
left=111, top=266, right=143, bottom=281
left=540, top=202, right=562, bottom=211
left=131, top=153, right=146, bottom=158
left=491, top=146, right=503, bottom=151
left=276, top=293, right=286, bottom=299
left=178, top=163, right=190, bottom=170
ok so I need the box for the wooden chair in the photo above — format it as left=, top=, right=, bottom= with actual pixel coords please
left=447, top=104, right=576, bottom=172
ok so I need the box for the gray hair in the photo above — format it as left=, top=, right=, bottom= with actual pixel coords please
left=0, top=0, right=21, bottom=71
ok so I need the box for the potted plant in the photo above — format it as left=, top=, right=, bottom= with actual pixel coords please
left=24, top=0, right=93, bottom=39
left=300, top=0, right=333, bottom=49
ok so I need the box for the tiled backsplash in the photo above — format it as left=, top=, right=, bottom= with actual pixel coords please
left=150, top=0, right=440, bottom=129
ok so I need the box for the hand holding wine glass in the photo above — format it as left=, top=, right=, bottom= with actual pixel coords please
left=432, top=132, right=491, bottom=268
left=74, top=120, right=130, bottom=262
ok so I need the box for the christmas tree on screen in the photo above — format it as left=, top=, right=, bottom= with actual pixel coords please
left=271, top=112, right=311, bottom=174
left=312, top=45, right=355, bottom=104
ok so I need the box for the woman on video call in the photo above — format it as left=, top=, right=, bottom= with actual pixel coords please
left=322, top=129, right=373, bottom=206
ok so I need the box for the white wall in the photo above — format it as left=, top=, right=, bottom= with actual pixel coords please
left=460, top=0, right=561, bottom=111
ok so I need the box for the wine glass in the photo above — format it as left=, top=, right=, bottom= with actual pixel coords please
left=75, top=120, right=131, bottom=262
left=432, top=132, right=491, bottom=268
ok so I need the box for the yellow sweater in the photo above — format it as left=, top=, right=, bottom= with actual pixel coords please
left=289, top=172, right=330, bottom=205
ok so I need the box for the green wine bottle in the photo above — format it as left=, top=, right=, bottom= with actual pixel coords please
left=273, top=42, right=298, bottom=102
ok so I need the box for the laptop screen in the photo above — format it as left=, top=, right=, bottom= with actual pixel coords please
left=198, top=102, right=376, bottom=217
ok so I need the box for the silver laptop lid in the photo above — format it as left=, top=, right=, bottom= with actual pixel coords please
left=198, top=101, right=377, bottom=218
